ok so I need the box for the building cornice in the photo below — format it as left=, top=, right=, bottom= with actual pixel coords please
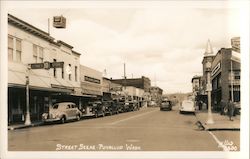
left=8, top=14, right=54, bottom=42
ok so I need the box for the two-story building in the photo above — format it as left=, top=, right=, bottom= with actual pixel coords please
left=211, top=47, right=240, bottom=111
left=8, top=14, right=81, bottom=124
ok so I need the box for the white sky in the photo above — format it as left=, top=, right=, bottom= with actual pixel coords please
left=7, top=1, right=241, bottom=93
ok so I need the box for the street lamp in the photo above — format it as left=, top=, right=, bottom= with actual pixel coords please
left=25, top=66, right=31, bottom=125
left=205, top=61, right=214, bottom=124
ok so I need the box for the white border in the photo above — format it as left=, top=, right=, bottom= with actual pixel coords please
left=1, top=1, right=249, bottom=159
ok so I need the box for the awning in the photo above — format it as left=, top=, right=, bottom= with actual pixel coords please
left=231, top=51, right=240, bottom=63
left=8, top=83, right=72, bottom=93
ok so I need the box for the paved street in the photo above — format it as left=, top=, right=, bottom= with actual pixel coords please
left=8, top=106, right=240, bottom=151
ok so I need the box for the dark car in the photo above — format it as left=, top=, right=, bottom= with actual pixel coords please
left=103, top=100, right=119, bottom=115
left=90, top=101, right=105, bottom=117
left=160, top=100, right=172, bottom=111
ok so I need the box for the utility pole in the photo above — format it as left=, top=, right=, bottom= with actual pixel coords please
left=231, top=60, right=234, bottom=102
left=48, top=18, right=50, bottom=35
left=124, top=63, right=126, bottom=89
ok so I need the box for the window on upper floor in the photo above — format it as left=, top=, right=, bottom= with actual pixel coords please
left=8, top=35, right=22, bottom=62
left=16, top=39, right=22, bottom=62
left=69, top=64, right=71, bottom=81
left=75, top=66, right=78, bottom=82
left=8, top=36, right=14, bottom=61
left=53, top=59, right=57, bottom=78
left=62, top=65, right=64, bottom=79
left=33, top=44, right=44, bottom=63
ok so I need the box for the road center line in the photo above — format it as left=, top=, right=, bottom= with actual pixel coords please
left=208, top=131, right=229, bottom=151
left=108, top=109, right=158, bottom=125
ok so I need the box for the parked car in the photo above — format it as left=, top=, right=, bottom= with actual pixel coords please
left=128, top=101, right=140, bottom=111
left=179, top=100, right=195, bottom=114
left=148, top=101, right=157, bottom=107
left=160, top=100, right=172, bottom=111
left=103, top=100, right=119, bottom=115
left=90, top=101, right=105, bottom=117
left=42, top=102, right=82, bottom=124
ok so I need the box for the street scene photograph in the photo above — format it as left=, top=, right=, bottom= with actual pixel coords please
left=1, top=1, right=249, bottom=159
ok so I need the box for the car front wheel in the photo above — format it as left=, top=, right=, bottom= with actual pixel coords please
left=76, top=114, right=81, bottom=121
left=60, top=116, right=66, bottom=124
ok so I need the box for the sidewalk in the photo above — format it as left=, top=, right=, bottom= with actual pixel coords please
left=8, top=121, right=44, bottom=130
left=195, top=110, right=240, bottom=131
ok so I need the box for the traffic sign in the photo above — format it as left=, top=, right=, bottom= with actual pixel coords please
left=30, top=61, right=64, bottom=70
left=30, top=63, right=44, bottom=69
left=50, top=62, right=64, bottom=68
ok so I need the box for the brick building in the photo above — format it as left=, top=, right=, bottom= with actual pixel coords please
left=211, top=47, right=240, bottom=111
left=111, top=76, right=151, bottom=92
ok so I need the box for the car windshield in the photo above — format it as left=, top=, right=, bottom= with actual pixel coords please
left=52, top=104, right=59, bottom=109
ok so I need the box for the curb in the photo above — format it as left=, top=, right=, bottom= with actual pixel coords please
left=195, top=120, right=240, bottom=131
left=205, top=127, right=240, bottom=131
left=8, top=122, right=44, bottom=130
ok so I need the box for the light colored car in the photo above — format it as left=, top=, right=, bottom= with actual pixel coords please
left=179, top=100, right=195, bottom=113
left=42, top=102, right=82, bottom=123
left=148, top=101, right=157, bottom=107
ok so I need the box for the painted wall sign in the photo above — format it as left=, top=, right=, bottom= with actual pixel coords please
left=211, top=62, right=221, bottom=77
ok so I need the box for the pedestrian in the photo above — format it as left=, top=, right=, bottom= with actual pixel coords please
left=228, top=100, right=235, bottom=121
left=198, top=101, right=202, bottom=110
left=202, top=102, right=207, bottom=110
left=220, top=100, right=227, bottom=115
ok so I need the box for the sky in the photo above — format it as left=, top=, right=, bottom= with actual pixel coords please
left=7, top=2, right=241, bottom=93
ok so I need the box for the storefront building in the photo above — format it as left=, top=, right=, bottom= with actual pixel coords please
left=8, top=14, right=81, bottom=124
left=211, top=47, right=240, bottom=111
left=79, top=65, right=103, bottom=107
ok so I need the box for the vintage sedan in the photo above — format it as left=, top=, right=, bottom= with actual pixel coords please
left=160, top=100, right=172, bottom=111
left=179, top=100, right=195, bottom=114
left=42, top=102, right=82, bottom=124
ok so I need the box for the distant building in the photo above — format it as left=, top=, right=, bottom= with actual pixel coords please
left=111, top=76, right=151, bottom=92
left=149, top=86, right=163, bottom=106
left=191, top=75, right=202, bottom=94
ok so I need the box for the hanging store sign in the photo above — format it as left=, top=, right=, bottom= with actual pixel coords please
left=53, top=16, right=66, bottom=28
left=30, top=61, right=64, bottom=70
left=231, top=37, right=240, bottom=51
left=211, top=62, right=221, bottom=77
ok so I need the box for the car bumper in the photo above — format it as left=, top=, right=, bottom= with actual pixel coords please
left=42, top=118, right=61, bottom=122
left=160, top=107, right=171, bottom=111
left=180, top=109, right=195, bottom=113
